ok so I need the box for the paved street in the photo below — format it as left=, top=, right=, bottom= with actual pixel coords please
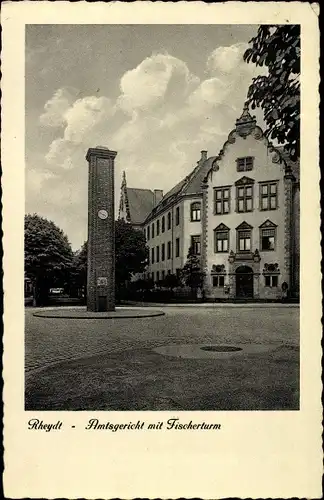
left=25, top=305, right=299, bottom=411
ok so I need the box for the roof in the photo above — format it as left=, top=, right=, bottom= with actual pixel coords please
left=126, top=187, right=154, bottom=225
left=276, top=146, right=300, bottom=181
left=151, top=155, right=213, bottom=216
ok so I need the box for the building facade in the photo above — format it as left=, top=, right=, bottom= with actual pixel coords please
left=118, top=106, right=300, bottom=300
left=141, top=151, right=211, bottom=283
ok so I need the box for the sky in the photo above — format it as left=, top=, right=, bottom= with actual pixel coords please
left=25, top=24, right=266, bottom=250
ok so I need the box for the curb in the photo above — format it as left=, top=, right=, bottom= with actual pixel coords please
left=33, top=308, right=165, bottom=319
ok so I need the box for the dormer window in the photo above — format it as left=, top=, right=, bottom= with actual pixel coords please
left=236, top=156, right=254, bottom=172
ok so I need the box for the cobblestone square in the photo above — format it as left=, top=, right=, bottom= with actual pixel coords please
left=25, top=305, right=299, bottom=411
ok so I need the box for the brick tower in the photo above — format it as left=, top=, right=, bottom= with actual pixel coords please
left=86, top=146, right=117, bottom=312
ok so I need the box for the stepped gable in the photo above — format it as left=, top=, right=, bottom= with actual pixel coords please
left=202, top=104, right=300, bottom=184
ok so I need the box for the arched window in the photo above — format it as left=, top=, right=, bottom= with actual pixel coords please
left=214, top=224, right=230, bottom=253
left=190, top=202, right=201, bottom=221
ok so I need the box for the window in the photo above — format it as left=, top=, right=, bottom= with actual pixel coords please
left=191, top=235, right=201, bottom=255
left=156, top=271, right=160, bottom=282
left=190, top=202, right=201, bottom=221
left=175, top=238, right=180, bottom=257
left=214, top=187, right=230, bottom=215
left=176, top=268, right=181, bottom=278
left=147, top=226, right=150, bottom=240
left=214, top=225, right=229, bottom=253
left=235, top=222, right=253, bottom=253
left=151, top=247, right=154, bottom=264
left=156, top=220, right=160, bottom=235
left=238, top=230, right=251, bottom=252
left=212, top=275, right=225, bottom=287
left=143, top=228, right=146, bottom=240
left=260, top=182, right=278, bottom=211
left=152, top=222, right=155, bottom=238
left=167, top=269, right=171, bottom=275
left=175, top=206, right=180, bottom=226
left=265, top=275, right=278, bottom=287
left=261, top=228, right=276, bottom=251
left=156, top=245, right=160, bottom=262
left=236, top=185, right=253, bottom=212
left=161, top=243, right=165, bottom=261
left=161, top=270, right=165, bottom=281
left=167, top=241, right=171, bottom=259
left=260, top=220, right=277, bottom=251
left=167, top=212, right=171, bottom=230
left=236, top=156, right=254, bottom=172
left=162, top=216, right=165, bottom=233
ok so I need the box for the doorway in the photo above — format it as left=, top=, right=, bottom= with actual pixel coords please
left=235, top=266, right=253, bottom=298
left=98, top=295, right=107, bottom=312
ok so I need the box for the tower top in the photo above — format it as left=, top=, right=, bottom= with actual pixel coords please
left=86, top=146, right=117, bottom=161
left=236, top=102, right=255, bottom=125
left=235, top=102, right=256, bottom=137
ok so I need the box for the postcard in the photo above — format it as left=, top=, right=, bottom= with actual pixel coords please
left=2, top=1, right=321, bottom=498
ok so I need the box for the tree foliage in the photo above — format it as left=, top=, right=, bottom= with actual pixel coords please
left=69, top=241, right=88, bottom=298
left=24, top=214, right=74, bottom=304
left=115, top=219, right=148, bottom=286
left=163, top=273, right=181, bottom=291
left=181, top=247, right=204, bottom=295
left=244, top=25, right=300, bottom=161
left=73, top=220, right=149, bottom=292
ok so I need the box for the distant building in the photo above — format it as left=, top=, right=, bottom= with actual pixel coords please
left=118, top=105, right=300, bottom=300
left=118, top=171, right=162, bottom=230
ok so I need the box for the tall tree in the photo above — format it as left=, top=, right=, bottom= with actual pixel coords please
left=24, top=214, right=73, bottom=305
left=115, top=219, right=148, bottom=290
left=70, top=242, right=88, bottom=298
left=163, top=273, right=180, bottom=293
left=244, top=25, right=300, bottom=161
left=73, top=220, right=149, bottom=295
left=181, top=247, right=205, bottom=299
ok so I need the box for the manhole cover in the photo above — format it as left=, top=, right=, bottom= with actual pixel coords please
left=153, top=343, right=277, bottom=359
left=200, top=345, right=242, bottom=352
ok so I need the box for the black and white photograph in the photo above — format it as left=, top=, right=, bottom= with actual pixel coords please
left=24, top=22, right=301, bottom=411
left=2, top=2, right=321, bottom=499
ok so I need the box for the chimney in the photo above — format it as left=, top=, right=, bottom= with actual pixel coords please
left=153, top=189, right=163, bottom=207
left=201, top=150, right=208, bottom=162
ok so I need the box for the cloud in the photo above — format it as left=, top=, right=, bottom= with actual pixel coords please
left=39, top=87, right=76, bottom=127
left=26, top=168, right=56, bottom=192
left=45, top=138, right=76, bottom=169
left=188, top=77, right=231, bottom=110
left=33, top=43, right=268, bottom=249
left=207, top=42, right=248, bottom=75
left=117, top=53, right=199, bottom=114
left=64, top=96, right=114, bottom=144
